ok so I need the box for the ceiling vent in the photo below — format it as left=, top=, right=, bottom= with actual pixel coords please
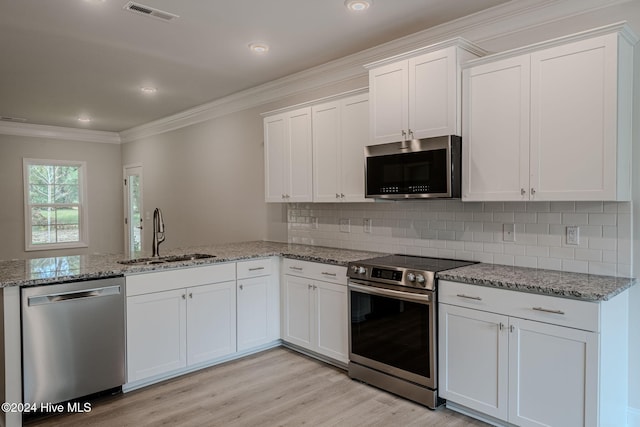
left=0, top=116, right=27, bottom=123
left=123, top=2, right=179, bottom=22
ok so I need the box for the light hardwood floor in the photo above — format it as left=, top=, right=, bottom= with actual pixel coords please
left=26, top=347, right=489, bottom=426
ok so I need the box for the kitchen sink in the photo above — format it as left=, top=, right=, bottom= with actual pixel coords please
left=118, top=253, right=216, bottom=265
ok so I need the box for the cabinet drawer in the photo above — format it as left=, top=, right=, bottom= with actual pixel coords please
left=439, top=280, right=600, bottom=332
left=282, top=258, right=347, bottom=285
left=126, top=263, right=236, bottom=296
left=237, top=258, right=273, bottom=279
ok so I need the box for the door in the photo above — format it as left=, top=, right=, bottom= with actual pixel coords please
left=126, top=289, right=187, bottom=382
left=508, top=318, right=598, bottom=427
left=530, top=34, right=617, bottom=200
left=237, top=276, right=271, bottom=351
left=123, top=164, right=143, bottom=256
left=340, top=94, right=370, bottom=202
left=187, top=281, right=236, bottom=365
left=315, top=280, right=348, bottom=363
left=438, top=304, right=509, bottom=421
left=264, top=114, right=287, bottom=202
left=462, top=55, right=530, bottom=201
left=409, top=47, right=456, bottom=139
left=312, top=101, right=341, bottom=202
left=282, top=275, right=313, bottom=349
left=369, top=61, right=409, bottom=145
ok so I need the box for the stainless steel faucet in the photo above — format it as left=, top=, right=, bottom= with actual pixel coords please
left=152, top=208, right=165, bottom=257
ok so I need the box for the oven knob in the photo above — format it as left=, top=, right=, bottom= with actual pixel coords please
left=406, top=272, right=416, bottom=282
left=357, top=266, right=367, bottom=275
left=351, top=265, right=359, bottom=274
left=415, top=274, right=425, bottom=284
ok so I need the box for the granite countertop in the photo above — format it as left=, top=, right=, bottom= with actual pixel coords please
left=0, top=241, right=384, bottom=288
left=438, top=263, right=636, bottom=302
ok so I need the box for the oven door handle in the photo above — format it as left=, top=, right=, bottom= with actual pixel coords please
left=348, top=282, right=431, bottom=304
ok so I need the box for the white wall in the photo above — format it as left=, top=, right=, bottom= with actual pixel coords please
left=0, top=134, right=123, bottom=259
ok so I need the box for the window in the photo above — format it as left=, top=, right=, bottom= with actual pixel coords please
left=23, top=159, right=88, bottom=251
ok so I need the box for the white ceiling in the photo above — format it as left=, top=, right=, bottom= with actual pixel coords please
left=0, top=0, right=512, bottom=132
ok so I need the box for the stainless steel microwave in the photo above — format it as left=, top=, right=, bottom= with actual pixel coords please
left=365, top=135, right=461, bottom=199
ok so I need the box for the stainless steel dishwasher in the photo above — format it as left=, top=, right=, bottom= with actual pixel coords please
left=21, top=277, right=125, bottom=405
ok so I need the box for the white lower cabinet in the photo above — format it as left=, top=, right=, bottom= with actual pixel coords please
left=125, top=263, right=237, bottom=385
left=439, top=280, right=628, bottom=427
left=281, top=259, right=348, bottom=364
left=236, top=258, right=280, bottom=352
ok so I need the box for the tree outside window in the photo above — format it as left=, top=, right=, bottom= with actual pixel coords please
left=24, top=159, right=88, bottom=250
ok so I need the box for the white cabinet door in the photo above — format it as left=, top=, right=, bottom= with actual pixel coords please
left=312, top=101, right=341, bottom=202
left=369, top=61, right=409, bottom=145
left=313, top=93, right=370, bottom=203
left=409, top=47, right=457, bottom=139
left=264, top=107, right=312, bottom=202
left=282, top=274, right=313, bottom=349
left=288, top=107, right=313, bottom=202
left=439, top=304, right=509, bottom=421
left=186, top=281, right=236, bottom=365
left=530, top=34, right=618, bottom=201
left=340, top=94, right=370, bottom=202
left=314, top=280, right=348, bottom=363
left=508, top=318, right=598, bottom=427
left=264, top=113, right=287, bottom=202
left=237, top=275, right=278, bottom=351
left=462, top=55, right=531, bottom=201
left=127, top=289, right=187, bottom=382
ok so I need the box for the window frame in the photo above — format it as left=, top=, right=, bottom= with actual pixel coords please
left=23, top=158, right=89, bottom=251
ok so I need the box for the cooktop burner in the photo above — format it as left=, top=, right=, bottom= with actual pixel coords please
left=347, top=254, right=477, bottom=291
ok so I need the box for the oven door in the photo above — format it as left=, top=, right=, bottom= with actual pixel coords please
left=348, top=281, right=436, bottom=389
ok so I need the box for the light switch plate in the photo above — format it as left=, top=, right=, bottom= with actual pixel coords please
left=363, top=218, right=372, bottom=233
left=566, top=226, right=580, bottom=245
left=503, top=223, right=515, bottom=242
left=339, top=218, right=351, bottom=233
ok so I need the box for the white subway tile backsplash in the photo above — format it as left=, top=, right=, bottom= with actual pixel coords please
left=287, top=201, right=631, bottom=277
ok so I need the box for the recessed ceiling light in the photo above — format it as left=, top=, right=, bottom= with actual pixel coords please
left=344, top=0, right=372, bottom=12
left=140, top=86, right=157, bottom=94
left=78, top=116, right=92, bottom=123
left=248, top=42, right=269, bottom=54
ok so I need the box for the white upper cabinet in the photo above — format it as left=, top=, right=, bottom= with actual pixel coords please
left=366, top=39, right=485, bottom=145
left=463, top=24, right=637, bottom=202
left=313, top=92, right=370, bottom=203
left=264, top=107, right=313, bottom=203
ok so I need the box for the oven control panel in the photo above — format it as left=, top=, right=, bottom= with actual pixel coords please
left=348, top=264, right=434, bottom=289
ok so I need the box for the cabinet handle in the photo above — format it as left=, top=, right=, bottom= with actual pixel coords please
left=248, top=267, right=264, bottom=271
left=289, top=266, right=303, bottom=271
left=313, top=285, right=317, bottom=290
left=521, top=188, right=526, bottom=196
left=456, top=294, right=482, bottom=301
left=510, top=325, right=514, bottom=333
left=239, top=284, right=243, bottom=290
left=532, top=307, right=565, bottom=315
left=408, top=129, right=414, bottom=139
left=401, top=130, right=407, bottom=140
left=189, top=293, right=193, bottom=299
left=531, top=188, right=536, bottom=195
left=308, top=284, right=313, bottom=290
left=336, top=193, right=340, bottom=199
left=182, top=294, right=186, bottom=300
left=340, top=193, right=345, bottom=199
left=499, top=323, right=504, bottom=331
left=321, top=272, right=337, bottom=277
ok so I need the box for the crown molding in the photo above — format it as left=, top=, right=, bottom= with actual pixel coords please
left=114, top=0, right=633, bottom=143
left=260, top=88, right=368, bottom=117
left=0, top=121, right=121, bottom=144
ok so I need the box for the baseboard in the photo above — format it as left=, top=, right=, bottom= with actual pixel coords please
left=628, top=406, right=640, bottom=427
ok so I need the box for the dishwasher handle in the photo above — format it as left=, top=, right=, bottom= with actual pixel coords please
left=28, top=285, right=121, bottom=307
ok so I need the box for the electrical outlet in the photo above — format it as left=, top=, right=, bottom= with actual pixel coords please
left=363, top=218, right=372, bottom=233
left=311, top=217, right=318, bottom=230
left=566, top=226, right=580, bottom=245
left=339, top=218, right=351, bottom=233
left=503, top=223, right=515, bottom=242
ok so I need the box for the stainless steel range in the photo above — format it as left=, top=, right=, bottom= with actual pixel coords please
left=347, top=254, right=476, bottom=408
